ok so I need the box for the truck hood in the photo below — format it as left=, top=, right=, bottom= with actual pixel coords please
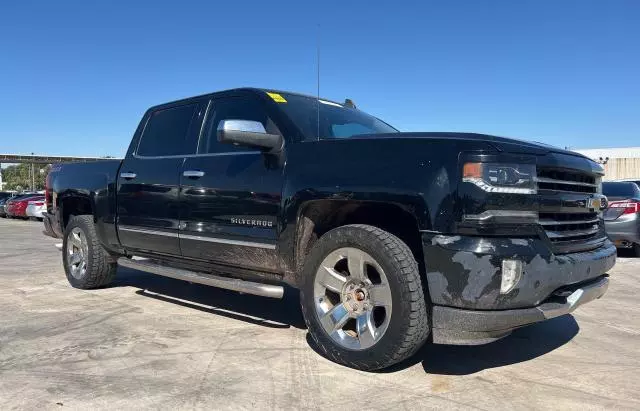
left=352, top=132, right=587, bottom=158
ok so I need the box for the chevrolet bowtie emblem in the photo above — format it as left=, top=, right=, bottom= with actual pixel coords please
left=588, top=198, right=602, bottom=210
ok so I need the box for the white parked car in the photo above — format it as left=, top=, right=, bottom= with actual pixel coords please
left=25, top=198, right=46, bottom=220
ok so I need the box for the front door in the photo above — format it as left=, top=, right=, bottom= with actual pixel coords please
left=179, top=96, right=284, bottom=272
left=117, top=101, right=205, bottom=255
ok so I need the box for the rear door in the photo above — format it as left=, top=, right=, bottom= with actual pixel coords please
left=179, top=96, right=284, bottom=271
left=117, top=101, right=206, bottom=255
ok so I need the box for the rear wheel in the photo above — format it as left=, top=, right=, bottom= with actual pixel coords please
left=62, top=215, right=117, bottom=289
left=633, top=243, right=640, bottom=258
left=301, top=224, right=430, bottom=371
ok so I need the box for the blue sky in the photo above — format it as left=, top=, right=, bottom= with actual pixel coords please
left=0, top=0, right=638, bottom=157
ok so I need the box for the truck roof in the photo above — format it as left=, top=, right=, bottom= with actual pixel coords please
left=146, top=88, right=345, bottom=112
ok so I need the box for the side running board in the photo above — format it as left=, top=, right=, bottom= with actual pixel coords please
left=117, top=257, right=284, bottom=299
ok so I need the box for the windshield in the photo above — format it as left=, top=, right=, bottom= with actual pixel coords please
left=275, top=93, right=397, bottom=141
left=603, top=182, right=640, bottom=198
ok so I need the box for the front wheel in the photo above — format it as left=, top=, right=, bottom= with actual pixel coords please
left=62, top=215, right=117, bottom=289
left=301, top=224, right=430, bottom=371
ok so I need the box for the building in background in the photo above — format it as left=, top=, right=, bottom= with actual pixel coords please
left=573, top=147, right=640, bottom=181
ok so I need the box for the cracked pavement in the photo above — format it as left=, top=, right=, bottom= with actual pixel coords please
left=0, top=218, right=639, bottom=410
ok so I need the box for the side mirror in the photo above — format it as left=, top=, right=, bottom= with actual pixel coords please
left=217, top=119, right=282, bottom=151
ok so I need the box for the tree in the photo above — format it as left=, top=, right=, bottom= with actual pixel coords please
left=1, top=163, right=51, bottom=191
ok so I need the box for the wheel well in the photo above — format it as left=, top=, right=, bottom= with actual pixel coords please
left=61, top=196, right=93, bottom=229
left=295, top=201, right=425, bottom=274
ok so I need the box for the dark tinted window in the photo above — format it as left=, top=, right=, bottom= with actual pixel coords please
left=201, top=97, right=277, bottom=153
left=0, top=192, right=12, bottom=200
left=137, top=104, right=198, bottom=156
left=603, top=182, right=640, bottom=198
left=275, top=93, right=397, bottom=140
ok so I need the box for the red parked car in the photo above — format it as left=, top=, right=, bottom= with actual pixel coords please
left=5, top=195, right=44, bottom=218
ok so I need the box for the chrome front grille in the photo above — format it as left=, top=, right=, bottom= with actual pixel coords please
left=536, top=167, right=603, bottom=250
left=537, top=168, right=597, bottom=194
left=539, top=212, right=601, bottom=242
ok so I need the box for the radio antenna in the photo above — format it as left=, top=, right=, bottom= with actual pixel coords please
left=316, top=24, right=320, bottom=141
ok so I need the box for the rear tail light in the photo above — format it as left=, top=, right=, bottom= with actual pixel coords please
left=608, top=200, right=640, bottom=215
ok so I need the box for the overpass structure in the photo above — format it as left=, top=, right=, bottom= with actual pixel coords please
left=0, top=154, right=117, bottom=164
left=0, top=154, right=119, bottom=190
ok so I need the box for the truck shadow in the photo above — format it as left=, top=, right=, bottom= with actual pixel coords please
left=112, top=267, right=578, bottom=375
left=110, top=266, right=307, bottom=329
left=391, top=315, right=579, bottom=375
left=304, top=314, right=579, bottom=374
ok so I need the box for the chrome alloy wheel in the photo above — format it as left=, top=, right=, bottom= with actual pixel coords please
left=313, top=247, right=393, bottom=350
left=66, top=227, right=88, bottom=279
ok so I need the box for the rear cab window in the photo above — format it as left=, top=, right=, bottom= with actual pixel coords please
left=136, top=103, right=201, bottom=156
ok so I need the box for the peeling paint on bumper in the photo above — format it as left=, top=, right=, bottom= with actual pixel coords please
left=422, top=233, right=616, bottom=310
left=422, top=233, right=616, bottom=344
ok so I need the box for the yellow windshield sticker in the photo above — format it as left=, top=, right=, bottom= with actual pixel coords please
left=266, top=92, right=287, bottom=103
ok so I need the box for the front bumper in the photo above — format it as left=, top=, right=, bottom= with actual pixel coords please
left=26, top=206, right=46, bottom=219
left=422, top=233, right=616, bottom=344
left=432, top=275, right=609, bottom=344
left=5, top=206, right=21, bottom=217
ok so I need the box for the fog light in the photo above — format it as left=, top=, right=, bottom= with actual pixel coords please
left=501, top=259, right=523, bottom=294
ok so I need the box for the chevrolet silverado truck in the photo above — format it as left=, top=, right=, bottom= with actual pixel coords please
left=44, top=88, right=615, bottom=371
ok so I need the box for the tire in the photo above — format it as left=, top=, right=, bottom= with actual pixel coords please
left=62, top=215, right=117, bottom=289
left=300, top=224, right=430, bottom=371
left=633, top=243, right=640, bottom=258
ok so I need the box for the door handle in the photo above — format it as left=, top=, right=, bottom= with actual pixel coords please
left=120, top=172, right=137, bottom=180
left=183, top=170, right=205, bottom=178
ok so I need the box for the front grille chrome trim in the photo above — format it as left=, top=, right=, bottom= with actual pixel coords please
left=535, top=177, right=597, bottom=188
left=538, top=218, right=600, bottom=226
left=545, top=227, right=600, bottom=240
left=534, top=165, right=605, bottom=252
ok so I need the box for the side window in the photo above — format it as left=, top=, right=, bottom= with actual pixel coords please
left=137, top=104, right=199, bottom=156
left=201, top=97, right=275, bottom=154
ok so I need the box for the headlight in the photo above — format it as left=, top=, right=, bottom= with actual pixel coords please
left=463, top=163, right=537, bottom=194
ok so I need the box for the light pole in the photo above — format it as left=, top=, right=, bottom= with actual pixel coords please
left=31, top=153, right=35, bottom=191
left=39, top=168, right=45, bottom=191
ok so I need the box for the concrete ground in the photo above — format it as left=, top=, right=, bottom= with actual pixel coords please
left=0, top=218, right=638, bottom=410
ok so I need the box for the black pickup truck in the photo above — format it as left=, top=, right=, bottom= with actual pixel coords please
left=45, top=88, right=615, bottom=370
